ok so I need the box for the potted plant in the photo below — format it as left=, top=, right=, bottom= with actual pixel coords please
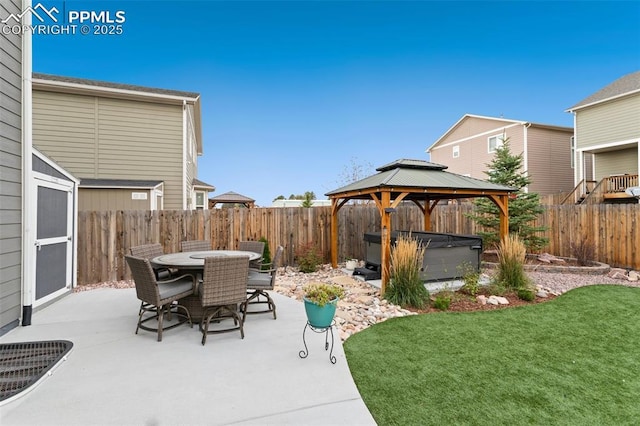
left=302, top=282, right=345, bottom=328
left=345, top=258, right=358, bottom=270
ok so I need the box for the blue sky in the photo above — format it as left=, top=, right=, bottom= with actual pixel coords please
left=32, top=1, right=640, bottom=207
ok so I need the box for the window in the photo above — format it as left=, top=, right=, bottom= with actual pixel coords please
left=570, top=136, right=575, bottom=169
left=452, top=145, right=459, bottom=158
left=488, top=135, right=504, bottom=153
left=195, top=191, right=206, bottom=210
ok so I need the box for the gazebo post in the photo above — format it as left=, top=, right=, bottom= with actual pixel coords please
left=488, top=194, right=510, bottom=242
left=380, top=191, right=392, bottom=295
left=330, top=199, right=339, bottom=268
left=499, top=195, right=509, bottom=242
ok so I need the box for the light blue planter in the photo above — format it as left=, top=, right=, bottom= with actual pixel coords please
left=303, top=297, right=338, bottom=328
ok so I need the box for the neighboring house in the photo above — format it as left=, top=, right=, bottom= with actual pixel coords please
left=426, top=114, right=574, bottom=196
left=31, top=73, right=215, bottom=211
left=565, top=70, right=640, bottom=204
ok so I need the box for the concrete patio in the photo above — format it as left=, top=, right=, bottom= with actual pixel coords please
left=0, top=288, right=376, bottom=425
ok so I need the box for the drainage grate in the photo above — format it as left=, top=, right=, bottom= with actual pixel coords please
left=0, top=340, right=73, bottom=402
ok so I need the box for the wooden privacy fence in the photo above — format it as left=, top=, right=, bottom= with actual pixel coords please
left=77, top=203, right=639, bottom=285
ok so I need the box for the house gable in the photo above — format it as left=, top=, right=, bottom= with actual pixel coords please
left=428, top=114, right=574, bottom=195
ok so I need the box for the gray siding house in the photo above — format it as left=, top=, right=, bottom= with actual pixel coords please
left=32, top=73, right=214, bottom=211
left=565, top=71, right=640, bottom=204
left=0, top=0, right=23, bottom=333
left=427, top=114, right=574, bottom=196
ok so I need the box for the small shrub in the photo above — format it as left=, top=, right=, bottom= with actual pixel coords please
left=517, top=288, right=536, bottom=301
left=484, top=282, right=507, bottom=296
left=570, top=237, right=595, bottom=266
left=496, top=234, right=531, bottom=290
left=295, top=242, right=323, bottom=273
left=303, top=282, right=345, bottom=307
left=384, top=233, right=430, bottom=309
left=432, top=292, right=452, bottom=311
left=458, top=261, right=481, bottom=296
left=259, top=236, right=271, bottom=270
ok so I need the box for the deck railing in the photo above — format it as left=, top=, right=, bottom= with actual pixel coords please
left=603, top=174, right=638, bottom=195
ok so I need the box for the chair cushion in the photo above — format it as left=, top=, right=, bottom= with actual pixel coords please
left=247, top=271, right=273, bottom=289
left=158, top=278, right=194, bottom=299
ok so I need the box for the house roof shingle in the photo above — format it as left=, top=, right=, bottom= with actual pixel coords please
left=209, top=191, right=255, bottom=203
left=192, top=178, right=215, bottom=191
left=568, top=70, right=640, bottom=111
left=32, top=72, right=200, bottom=99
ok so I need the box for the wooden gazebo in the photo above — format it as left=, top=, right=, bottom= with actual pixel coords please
left=325, top=159, right=516, bottom=293
left=208, top=191, right=255, bottom=209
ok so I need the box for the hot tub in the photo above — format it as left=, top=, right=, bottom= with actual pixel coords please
left=363, top=231, right=482, bottom=281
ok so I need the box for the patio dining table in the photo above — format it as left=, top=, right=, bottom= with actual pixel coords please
left=150, top=250, right=261, bottom=322
left=151, top=250, right=260, bottom=271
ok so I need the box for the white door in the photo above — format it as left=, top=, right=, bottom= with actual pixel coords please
left=33, top=178, right=74, bottom=306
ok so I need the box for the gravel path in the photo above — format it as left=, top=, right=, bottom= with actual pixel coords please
left=526, top=270, right=639, bottom=294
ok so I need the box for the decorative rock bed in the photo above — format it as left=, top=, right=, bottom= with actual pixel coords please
left=482, top=258, right=611, bottom=275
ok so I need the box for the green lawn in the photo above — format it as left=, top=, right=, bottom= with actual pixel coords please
left=344, top=285, right=640, bottom=426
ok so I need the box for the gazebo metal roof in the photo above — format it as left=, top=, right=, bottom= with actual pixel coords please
left=325, top=159, right=516, bottom=292
left=326, top=159, right=513, bottom=198
left=209, top=191, right=255, bottom=208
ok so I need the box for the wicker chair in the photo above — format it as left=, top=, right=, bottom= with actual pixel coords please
left=129, top=243, right=173, bottom=280
left=180, top=240, right=211, bottom=252
left=239, top=240, right=265, bottom=269
left=244, top=245, right=283, bottom=320
left=125, top=255, right=195, bottom=342
left=199, top=255, right=250, bottom=345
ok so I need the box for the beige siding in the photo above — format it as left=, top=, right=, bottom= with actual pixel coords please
left=33, top=90, right=186, bottom=209
left=443, top=116, right=516, bottom=142
left=595, top=148, right=639, bottom=180
left=430, top=119, right=525, bottom=182
left=78, top=188, right=152, bottom=211
left=33, top=91, right=98, bottom=176
left=0, top=0, right=23, bottom=330
left=526, top=127, right=574, bottom=194
left=576, top=94, right=640, bottom=148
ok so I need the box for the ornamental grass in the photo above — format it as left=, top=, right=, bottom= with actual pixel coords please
left=384, top=233, right=430, bottom=309
left=496, top=233, right=531, bottom=291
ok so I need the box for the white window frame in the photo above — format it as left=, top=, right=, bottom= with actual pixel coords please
left=194, top=190, right=206, bottom=210
left=452, top=145, right=460, bottom=158
left=488, top=135, right=504, bottom=153
left=570, top=136, right=575, bottom=169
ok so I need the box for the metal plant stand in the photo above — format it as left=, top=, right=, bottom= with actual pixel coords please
left=299, top=321, right=336, bottom=364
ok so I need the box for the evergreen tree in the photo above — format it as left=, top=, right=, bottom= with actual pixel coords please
left=467, top=138, right=548, bottom=251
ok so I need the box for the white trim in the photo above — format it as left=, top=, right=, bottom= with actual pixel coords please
left=487, top=134, right=505, bottom=153
left=576, top=137, right=639, bottom=153
left=21, top=0, right=34, bottom=318
left=566, top=89, right=640, bottom=112
left=32, top=78, right=199, bottom=104
left=572, top=114, right=580, bottom=185
left=182, top=100, right=188, bottom=210
left=32, top=148, right=79, bottom=183
left=522, top=123, right=530, bottom=193
left=430, top=122, right=522, bottom=151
